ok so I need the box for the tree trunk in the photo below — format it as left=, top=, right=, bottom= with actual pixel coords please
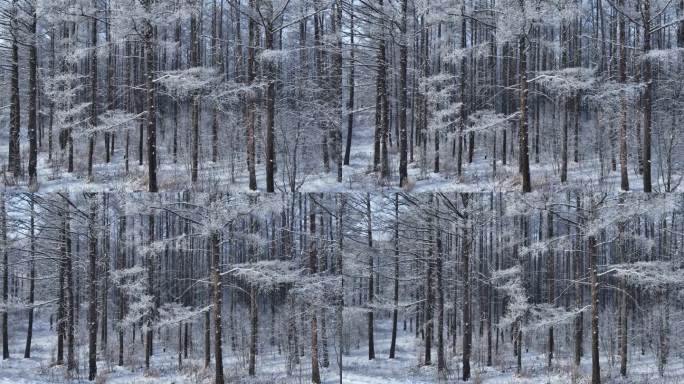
left=1, top=196, right=9, bottom=359
left=657, top=289, right=670, bottom=376
left=560, top=23, right=568, bottom=183
left=462, top=195, right=472, bottom=381
left=574, top=197, right=583, bottom=367
left=589, top=233, right=600, bottom=384
left=547, top=209, right=555, bottom=367
left=57, top=201, right=65, bottom=364
left=618, top=0, right=629, bottom=191
left=335, top=196, right=345, bottom=384
left=98, top=208, right=109, bottom=348
left=145, top=214, right=156, bottom=370
left=374, top=8, right=387, bottom=178
left=618, top=216, right=628, bottom=376
left=105, top=0, right=114, bottom=163
left=314, top=11, right=330, bottom=174
left=641, top=0, right=652, bottom=192
left=424, top=205, right=433, bottom=367
left=389, top=194, right=399, bottom=358
left=211, top=230, right=225, bottom=384
left=343, top=1, right=355, bottom=166
left=332, top=0, right=344, bottom=182
left=246, top=0, right=258, bottom=190
left=366, top=195, right=375, bottom=359
left=144, top=5, right=158, bottom=192
left=87, top=194, right=99, bottom=381
left=8, top=2, right=21, bottom=178
left=211, top=0, right=223, bottom=165
left=88, top=5, right=98, bottom=180
left=679, top=0, right=684, bottom=47
left=124, top=41, right=132, bottom=174
left=173, top=20, right=181, bottom=163
left=28, top=5, right=38, bottom=186
left=64, top=202, right=75, bottom=372
left=458, top=5, right=467, bottom=176
left=24, top=198, right=36, bottom=358
left=48, top=28, right=55, bottom=162
left=205, top=240, right=211, bottom=369
left=264, top=15, right=276, bottom=192
left=191, top=9, right=200, bottom=184
left=398, top=0, right=408, bottom=186
left=436, top=199, right=445, bottom=374
left=309, top=199, right=321, bottom=384
left=518, top=34, right=532, bottom=193
left=248, top=213, right=258, bottom=375
left=117, top=211, right=126, bottom=366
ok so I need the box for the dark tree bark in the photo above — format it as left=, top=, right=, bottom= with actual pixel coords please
left=24, top=198, right=36, bottom=358
left=143, top=0, right=158, bottom=192
left=172, top=19, right=181, bottom=164
left=27, top=4, right=38, bottom=186
left=88, top=4, right=98, bottom=180
left=435, top=199, right=445, bottom=374
left=398, top=0, right=408, bottom=186
left=105, top=0, right=114, bottom=163
left=589, top=232, right=600, bottom=384
left=502, top=43, right=510, bottom=167
left=87, top=194, right=99, bottom=381
left=574, top=196, right=583, bottom=367
left=462, top=195, right=472, bottom=381
left=246, top=0, right=258, bottom=190
left=486, top=194, right=494, bottom=367
left=560, top=22, right=568, bottom=183
left=309, top=199, right=321, bottom=384
left=374, top=6, right=387, bottom=178
left=211, top=0, right=224, bottom=165
left=205, top=240, right=211, bottom=369
left=547, top=209, right=555, bottom=367
left=1, top=196, right=9, bottom=359
left=65, top=203, right=75, bottom=373
left=518, top=33, right=532, bottom=193
left=366, top=195, right=375, bottom=359
left=190, top=6, right=200, bottom=184
left=145, top=213, right=156, bottom=370
left=457, top=6, right=467, bottom=177
left=57, top=200, right=65, bottom=364
left=100, top=198, right=109, bottom=352
left=48, top=28, right=55, bottom=162
left=332, top=0, right=344, bottom=182
left=389, top=194, right=399, bottom=358
left=117, top=210, right=126, bottom=366
left=264, top=5, right=276, bottom=192
left=618, top=213, right=628, bottom=376
left=641, top=0, right=653, bottom=192
left=124, top=40, right=132, bottom=174
left=211, top=229, right=225, bottom=384
left=424, top=197, right=434, bottom=367
left=8, top=2, right=21, bottom=178
left=313, top=10, right=330, bottom=174
left=343, top=1, right=355, bottom=166
left=248, top=213, right=258, bottom=375
left=679, top=0, right=684, bottom=47
left=618, top=0, right=629, bottom=191
left=335, top=196, right=345, bottom=384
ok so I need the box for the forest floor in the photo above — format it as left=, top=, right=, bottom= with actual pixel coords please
left=2, top=124, right=677, bottom=193
left=2, top=313, right=683, bottom=383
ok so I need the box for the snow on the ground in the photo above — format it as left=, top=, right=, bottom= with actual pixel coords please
left=2, top=124, right=679, bottom=193
left=2, top=312, right=682, bottom=383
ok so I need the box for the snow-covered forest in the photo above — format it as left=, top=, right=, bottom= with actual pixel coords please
left=1, top=0, right=683, bottom=382
left=0, top=192, right=682, bottom=383
left=1, top=0, right=683, bottom=192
